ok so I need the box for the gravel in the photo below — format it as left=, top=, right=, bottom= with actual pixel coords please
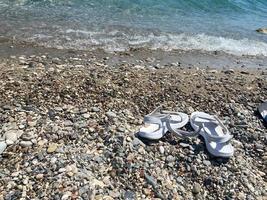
left=0, top=53, right=266, bottom=199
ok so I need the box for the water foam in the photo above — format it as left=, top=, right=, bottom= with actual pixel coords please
left=27, top=29, right=267, bottom=56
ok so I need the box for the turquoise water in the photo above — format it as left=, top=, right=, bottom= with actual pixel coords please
left=1, top=0, right=267, bottom=55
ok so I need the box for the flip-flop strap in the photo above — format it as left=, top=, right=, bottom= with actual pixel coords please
left=194, top=115, right=229, bottom=134
left=193, top=115, right=233, bottom=143
left=144, top=114, right=169, bottom=128
left=149, top=105, right=163, bottom=116
left=161, top=110, right=183, bottom=123
left=166, top=116, right=199, bottom=138
left=201, top=123, right=233, bottom=143
left=144, top=115, right=163, bottom=127
left=212, top=115, right=229, bottom=134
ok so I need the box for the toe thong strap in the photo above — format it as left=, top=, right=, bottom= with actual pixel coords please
left=166, top=116, right=199, bottom=138
left=202, top=123, right=233, bottom=143
left=161, top=110, right=183, bottom=123
left=144, top=115, right=163, bottom=127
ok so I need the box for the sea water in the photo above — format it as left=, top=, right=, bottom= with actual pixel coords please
left=1, top=0, right=267, bottom=56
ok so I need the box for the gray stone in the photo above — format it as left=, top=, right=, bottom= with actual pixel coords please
left=54, top=107, right=63, bottom=112
left=5, top=140, right=14, bottom=145
left=106, top=111, right=117, bottom=118
left=82, top=113, right=90, bottom=119
left=4, top=130, right=18, bottom=142
left=166, top=155, right=175, bottom=163
left=132, top=137, right=145, bottom=147
left=80, top=108, right=88, bottom=114
left=124, top=190, right=135, bottom=200
left=64, top=120, right=73, bottom=127
left=192, top=183, right=201, bottom=194
left=117, top=127, right=126, bottom=132
left=203, top=160, right=211, bottom=166
left=256, top=28, right=267, bottom=34
left=3, top=105, right=12, bottom=110
left=91, top=107, right=100, bottom=112
left=255, top=143, right=264, bottom=150
left=21, top=132, right=35, bottom=141
left=224, top=69, right=235, bottom=74
left=0, top=141, right=7, bottom=154
left=20, top=141, right=33, bottom=147
left=75, top=121, right=87, bottom=129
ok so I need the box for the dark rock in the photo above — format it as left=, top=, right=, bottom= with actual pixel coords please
left=256, top=28, right=267, bottom=34
left=124, top=190, right=135, bottom=200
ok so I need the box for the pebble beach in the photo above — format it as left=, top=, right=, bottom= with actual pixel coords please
left=0, top=47, right=266, bottom=199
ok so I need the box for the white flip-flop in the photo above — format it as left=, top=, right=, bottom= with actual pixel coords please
left=258, top=102, right=267, bottom=123
left=138, top=106, right=189, bottom=140
left=190, top=112, right=234, bottom=158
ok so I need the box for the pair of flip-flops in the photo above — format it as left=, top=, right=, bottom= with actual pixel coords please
left=138, top=106, right=234, bottom=158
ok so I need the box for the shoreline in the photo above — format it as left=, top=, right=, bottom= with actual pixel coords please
left=0, top=41, right=267, bottom=199
left=0, top=38, right=267, bottom=70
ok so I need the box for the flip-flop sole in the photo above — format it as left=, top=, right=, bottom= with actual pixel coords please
left=190, top=112, right=234, bottom=158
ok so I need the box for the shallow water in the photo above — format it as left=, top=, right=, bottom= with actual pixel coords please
left=1, top=0, right=267, bottom=55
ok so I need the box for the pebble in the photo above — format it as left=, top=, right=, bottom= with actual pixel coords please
left=54, top=107, right=63, bottom=112
left=132, top=137, right=145, bottom=147
left=36, top=174, right=44, bottom=179
left=20, top=141, right=33, bottom=147
left=159, top=146, right=165, bottom=154
left=124, top=190, right=135, bottom=200
left=64, top=120, right=73, bottom=127
left=47, top=143, right=58, bottom=153
left=28, top=120, right=37, bottom=127
left=61, top=191, right=72, bottom=200
left=106, top=111, right=117, bottom=118
left=5, top=140, right=14, bottom=145
left=180, top=142, right=190, bottom=148
left=82, top=113, right=90, bottom=119
left=4, top=130, right=18, bottom=142
left=91, top=107, right=100, bottom=112
left=203, top=160, right=211, bottom=166
left=144, top=173, right=157, bottom=188
left=166, top=155, right=175, bottom=163
left=0, top=141, right=7, bottom=154
left=117, top=127, right=125, bottom=132
left=192, top=183, right=201, bottom=194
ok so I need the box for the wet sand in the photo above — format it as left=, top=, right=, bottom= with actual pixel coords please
left=0, top=37, right=267, bottom=70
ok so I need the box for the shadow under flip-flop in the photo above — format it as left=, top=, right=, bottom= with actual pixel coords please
left=134, top=132, right=161, bottom=145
